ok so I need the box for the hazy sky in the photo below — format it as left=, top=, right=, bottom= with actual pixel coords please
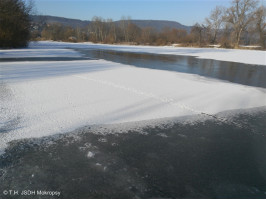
left=30, top=0, right=260, bottom=26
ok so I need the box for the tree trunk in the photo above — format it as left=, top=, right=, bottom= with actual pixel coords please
left=260, top=32, right=265, bottom=49
left=235, top=28, right=243, bottom=48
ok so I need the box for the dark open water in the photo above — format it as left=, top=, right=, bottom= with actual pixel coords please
left=0, top=108, right=266, bottom=199
left=77, top=49, right=266, bottom=88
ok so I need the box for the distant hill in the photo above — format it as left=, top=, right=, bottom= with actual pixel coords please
left=30, top=15, right=91, bottom=28
left=30, top=15, right=191, bottom=32
left=123, top=20, right=191, bottom=32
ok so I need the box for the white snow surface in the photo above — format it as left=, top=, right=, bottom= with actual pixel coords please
left=0, top=48, right=81, bottom=58
left=1, top=58, right=266, bottom=153
left=28, top=41, right=266, bottom=65
left=0, top=41, right=266, bottom=154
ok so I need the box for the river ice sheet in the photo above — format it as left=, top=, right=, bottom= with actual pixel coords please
left=1, top=58, right=266, bottom=154
left=0, top=48, right=81, bottom=58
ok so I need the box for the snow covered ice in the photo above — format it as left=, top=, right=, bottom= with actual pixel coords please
left=0, top=48, right=81, bottom=58
left=0, top=41, right=266, bottom=154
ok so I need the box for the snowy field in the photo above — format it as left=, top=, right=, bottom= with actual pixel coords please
left=0, top=41, right=266, bottom=154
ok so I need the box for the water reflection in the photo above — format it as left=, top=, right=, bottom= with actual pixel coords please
left=79, top=49, right=266, bottom=88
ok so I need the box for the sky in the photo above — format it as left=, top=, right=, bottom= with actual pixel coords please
left=29, top=0, right=262, bottom=26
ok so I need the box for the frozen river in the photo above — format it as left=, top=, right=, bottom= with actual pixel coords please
left=0, top=41, right=266, bottom=198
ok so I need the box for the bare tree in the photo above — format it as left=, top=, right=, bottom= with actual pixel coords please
left=254, top=5, right=266, bottom=48
left=191, top=23, right=204, bottom=46
left=90, top=16, right=105, bottom=42
left=205, top=6, right=225, bottom=44
left=106, top=18, right=116, bottom=43
left=140, top=27, right=151, bottom=43
left=120, top=16, right=131, bottom=42
left=140, top=27, right=157, bottom=44
left=127, top=23, right=141, bottom=42
left=225, top=0, right=258, bottom=47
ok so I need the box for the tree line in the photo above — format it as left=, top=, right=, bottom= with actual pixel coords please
left=37, top=17, right=203, bottom=46
left=36, top=0, right=266, bottom=49
left=1, top=0, right=265, bottom=49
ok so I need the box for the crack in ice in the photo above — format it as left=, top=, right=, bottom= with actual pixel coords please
left=72, top=74, right=244, bottom=128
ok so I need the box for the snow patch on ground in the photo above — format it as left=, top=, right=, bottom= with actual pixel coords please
left=1, top=59, right=266, bottom=154
left=29, top=41, right=266, bottom=65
